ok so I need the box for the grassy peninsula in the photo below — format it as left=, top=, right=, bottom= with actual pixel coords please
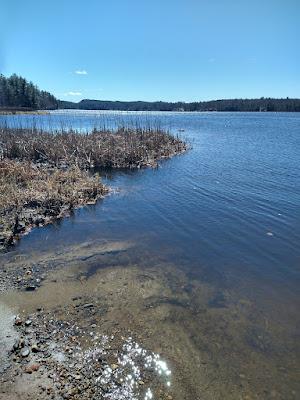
left=0, top=126, right=186, bottom=250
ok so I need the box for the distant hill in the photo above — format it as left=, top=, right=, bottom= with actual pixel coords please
left=1, top=74, right=299, bottom=112
left=0, top=74, right=58, bottom=110
left=59, top=98, right=300, bottom=112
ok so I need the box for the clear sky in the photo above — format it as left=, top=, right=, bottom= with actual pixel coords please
left=0, top=0, right=299, bottom=102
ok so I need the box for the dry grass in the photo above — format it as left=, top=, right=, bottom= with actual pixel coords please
left=0, top=159, right=107, bottom=249
left=0, top=127, right=186, bottom=168
left=0, top=126, right=186, bottom=249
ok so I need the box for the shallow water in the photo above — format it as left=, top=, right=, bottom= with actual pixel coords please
left=0, top=111, right=300, bottom=398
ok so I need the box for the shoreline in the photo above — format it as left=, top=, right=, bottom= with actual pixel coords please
left=1, top=240, right=298, bottom=399
left=0, top=161, right=109, bottom=252
left=0, top=127, right=187, bottom=252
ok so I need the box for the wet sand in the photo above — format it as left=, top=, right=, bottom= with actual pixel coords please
left=0, top=240, right=299, bottom=399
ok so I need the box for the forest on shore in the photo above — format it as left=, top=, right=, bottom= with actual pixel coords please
left=1, top=74, right=299, bottom=112
left=0, top=74, right=58, bottom=110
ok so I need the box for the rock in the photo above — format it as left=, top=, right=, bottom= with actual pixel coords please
left=24, top=366, right=33, bottom=374
left=21, top=347, right=30, bottom=357
left=12, top=340, right=20, bottom=352
left=25, top=285, right=36, bottom=291
left=14, top=316, right=23, bottom=326
left=25, top=319, right=32, bottom=326
left=25, top=364, right=40, bottom=374
left=31, top=363, right=40, bottom=371
left=83, top=303, right=94, bottom=308
left=31, top=344, right=39, bottom=353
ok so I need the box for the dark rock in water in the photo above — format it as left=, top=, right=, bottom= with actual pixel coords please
left=25, top=285, right=36, bottom=291
left=83, top=303, right=94, bottom=308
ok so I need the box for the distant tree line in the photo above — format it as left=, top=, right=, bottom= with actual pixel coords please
left=60, top=97, right=300, bottom=112
left=0, top=74, right=299, bottom=112
left=0, top=74, right=58, bottom=110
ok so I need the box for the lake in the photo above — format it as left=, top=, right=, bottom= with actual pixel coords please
left=0, top=111, right=299, bottom=399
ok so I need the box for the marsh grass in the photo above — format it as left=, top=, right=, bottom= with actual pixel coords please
left=0, top=126, right=186, bottom=168
left=0, top=159, right=108, bottom=249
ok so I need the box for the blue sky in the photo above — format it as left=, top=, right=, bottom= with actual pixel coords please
left=1, top=0, right=299, bottom=101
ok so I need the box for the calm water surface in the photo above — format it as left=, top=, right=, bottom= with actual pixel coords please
left=1, top=111, right=300, bottom=398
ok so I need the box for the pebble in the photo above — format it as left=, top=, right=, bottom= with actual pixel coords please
left=25, top=285, right=36, bottom=291
left=25, top=319, right=32, bottom=326
left=31, top=343, right=39, bottom=352
left=83, top=303, right=94, bottom=308
left=14, top=316, right=23, bottom=326
left=25, top=363, right=40, bottom=374
left=21, top=347, right=30, bottom=357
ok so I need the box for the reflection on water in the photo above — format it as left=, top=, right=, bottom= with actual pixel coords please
left=77, top=336, right=172, bottom=400
left=0, top=111, right=300, bottom=398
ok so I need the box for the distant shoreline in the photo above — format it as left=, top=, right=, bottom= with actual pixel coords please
left=1, top=108, right=300, bottom=115
left=2, top=74, right=300, bottom=114
left=58, top=97, right=300, bottom=112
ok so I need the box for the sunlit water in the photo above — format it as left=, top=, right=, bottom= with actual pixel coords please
left=1, top=111, right=300, bottom=398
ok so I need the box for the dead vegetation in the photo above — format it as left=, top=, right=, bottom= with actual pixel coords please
left=0, top=126, right=186, bottom=250
left=0, top=127, right=186, bottom=169
left=0, top=159, right=108, bottom=250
